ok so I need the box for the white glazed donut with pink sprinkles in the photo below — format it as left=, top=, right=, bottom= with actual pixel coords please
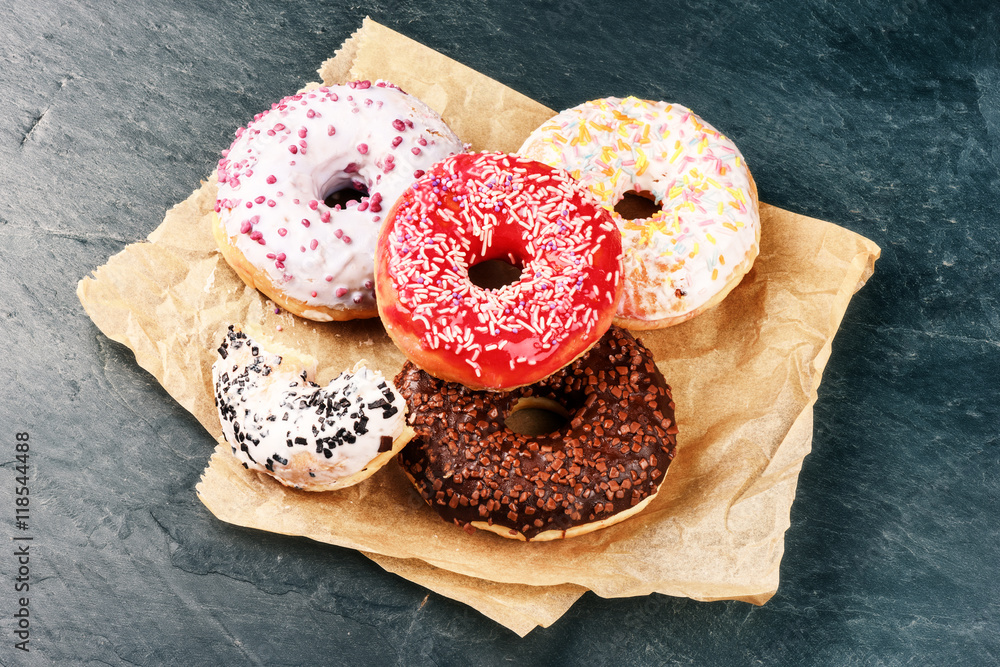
left=213, top=81, right=463, bottom=321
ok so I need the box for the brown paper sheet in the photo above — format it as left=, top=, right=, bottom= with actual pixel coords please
left=77, top=18, right=880, bottom=635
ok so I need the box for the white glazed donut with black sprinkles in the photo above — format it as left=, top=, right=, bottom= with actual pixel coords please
left=212, top=325, right=414, bottom=491
left=214, top=81, right=463, bottom=321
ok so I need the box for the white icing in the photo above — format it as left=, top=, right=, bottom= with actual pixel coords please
left=212, top=328, right=406, bottom=490
left=519, top=97, right=759, bottom=323
left=216, top=82, right=463, bottom=315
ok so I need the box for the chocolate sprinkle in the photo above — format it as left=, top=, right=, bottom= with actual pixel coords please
left=395, top=326, right=677, bottom=539
left=213, top=325, right=404, bottom=486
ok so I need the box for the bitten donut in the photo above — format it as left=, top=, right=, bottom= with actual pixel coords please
left=214, top=81, right=463, bottom=321
left=395, top=326, right=677, bottom=541
left=375, top=152, right=624, bottom=391
left=212, top=325, right=413, bottom=491
left=519, top=97, right=760, bottom=329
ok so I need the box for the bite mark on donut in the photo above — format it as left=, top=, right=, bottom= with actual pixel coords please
left=212, top=325, right=411, bottom=491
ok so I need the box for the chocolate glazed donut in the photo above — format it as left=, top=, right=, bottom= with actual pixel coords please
left=395, top=326, right=678, bottom=541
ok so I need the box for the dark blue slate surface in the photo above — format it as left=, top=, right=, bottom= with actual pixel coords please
left=1, top=0, right=997, bottom=664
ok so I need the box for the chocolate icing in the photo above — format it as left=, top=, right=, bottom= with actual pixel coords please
left=395, top=326, right=677, bottom=539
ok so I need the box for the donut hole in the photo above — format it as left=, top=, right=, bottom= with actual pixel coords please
left=614, top=190, right=660, bottom=220
left=505, top=397, right=570, bottom=436
left=323, top=182, right=369, bottom=209
left=468, top=259, right=524, bottom=291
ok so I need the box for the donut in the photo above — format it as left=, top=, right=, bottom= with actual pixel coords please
left=375, top=152, right=624, bottom=391
left=519, top=97, right=760, bottom=329
left=214, top=81, right=463, bottom=321
left=212, top=325, right=413, bottom=491
left=395, top=325, right=677, bottom=541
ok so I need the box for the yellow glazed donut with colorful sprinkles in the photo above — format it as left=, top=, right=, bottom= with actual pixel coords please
left=519, top=97, right=760, bottom=329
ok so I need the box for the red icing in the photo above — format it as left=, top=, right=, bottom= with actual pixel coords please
left=376, top=152, right=623, bottom=390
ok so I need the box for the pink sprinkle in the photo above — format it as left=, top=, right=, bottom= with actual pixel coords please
left=392, top=119, right=405, bottom=131
left=254, top=196, right=265, bottom=204
left=277, top=228, right=287, bottom=236
left=328, top=125, right=336, bottom=136
left=372, top=215, right=381, bottom=222
left=334, top=229, right=343, bottom=238
left=306, top=109, right=317, bottom=118
left=298, top=127, right=308, bottom=138
left=364, top=280, right=374, bottom=289
left=301, top=219, right=311, bottom=227
left=391, top=136, right=402, bottom=148
left=240, top=221, right=252, bottom=234
left=276, top=325, right=283, bottom=331
left=335, top=287, right=348, bottom=297
left=267, top=200, right=276, bottom=207
left=384, top=162, right=395, bottom=172
left=289, top=145, right=298, bottom=154
left=343, top=236, right=352, bottom=244
left=266, top=175, right=277, bottom=184
left=329, top=93, right=338, bottom=101
left=245, top=201, right=253, bottom=208
left=345, top=163, right=359, bottom=173
left=413, top=169, right=425, bottom=178
left=274, top=123, right=285, bottom=131
left=277, top=253, right=286, bottom=261
left=310, top=239, right=319, bottom=250
left=358, top=201, right=369, bottom=212
left=352, top=294, right=363, bottom=304
left=418, top=137, right=427, bottom=146
left=311, top=291, right=318, bottom=297
left=411, top=147, right=422, bottom=155
left=357, top=143, right=369, bottom=154
left=308, top=200, right=319, bottom=210
left=325, top=275, right=334, bottom=282
left=369, top=202, right=381, bottom=213
left=266, top=253, right=276, bottom=259
left=320, top=211, right=331, bottom=222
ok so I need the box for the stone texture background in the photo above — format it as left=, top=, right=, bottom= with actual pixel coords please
left=0, top=0, right=997, bottom=664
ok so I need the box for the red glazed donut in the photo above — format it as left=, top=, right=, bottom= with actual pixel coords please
left=395, top=325, right=677, bottom=541
left=375, top=152, right=624, bottom=390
